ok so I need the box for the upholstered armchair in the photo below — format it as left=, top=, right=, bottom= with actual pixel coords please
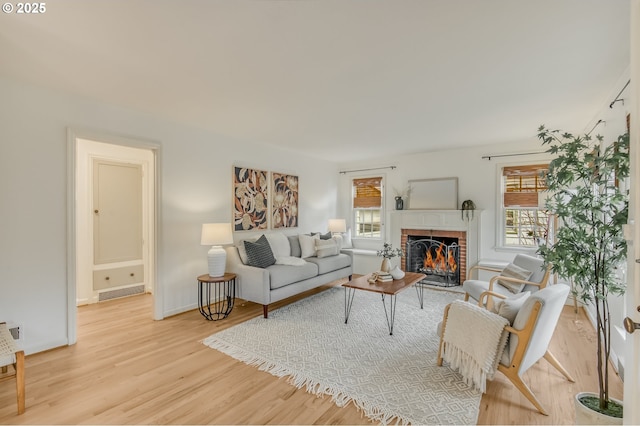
left=463, top=254, right=551, bottom=306
left=438, top=284, right=574, bottom=415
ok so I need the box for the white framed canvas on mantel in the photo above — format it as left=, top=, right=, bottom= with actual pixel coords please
left=407, top=177, right=458, bottom=210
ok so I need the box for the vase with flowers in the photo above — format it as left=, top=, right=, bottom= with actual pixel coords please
left=376, top=243, right=404, bottom=273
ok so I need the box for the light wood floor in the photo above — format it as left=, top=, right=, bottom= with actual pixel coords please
left=0, top=281, right=623, bottom=425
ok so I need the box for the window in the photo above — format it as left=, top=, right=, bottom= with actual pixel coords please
left=352, top=176, right=383, bottom=239
left=502, top=164, right=550, bottom=247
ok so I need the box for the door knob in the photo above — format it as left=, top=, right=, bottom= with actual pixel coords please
left=624, top=317, right=640, bottom=334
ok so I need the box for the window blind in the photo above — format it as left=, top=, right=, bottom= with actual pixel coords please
left=503, top=164, right=548, bottom=208
left=353, top=177, right=382, bottom=208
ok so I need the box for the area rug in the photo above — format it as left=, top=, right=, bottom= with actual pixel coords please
left=202, top=286, right=480, bottom=425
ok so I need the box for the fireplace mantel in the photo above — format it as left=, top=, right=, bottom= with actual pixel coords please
left=389, top=209, right=482, bottom=278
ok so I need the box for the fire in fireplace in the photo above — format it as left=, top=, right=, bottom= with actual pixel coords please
left=406, top=236, right=460, bottom=287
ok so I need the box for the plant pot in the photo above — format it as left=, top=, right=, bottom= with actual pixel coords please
left=574, top=392, right=623, bottom=425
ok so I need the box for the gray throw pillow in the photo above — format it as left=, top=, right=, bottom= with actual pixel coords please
left=497, top=262, right=533, bottom=293
left=319, top=231, right=332, bottom=240
left=288, top=235, right=302, bottom=257
left=244, top=235, right=276, bottom=268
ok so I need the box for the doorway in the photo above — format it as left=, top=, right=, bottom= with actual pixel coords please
left=67, top=130, right=161, bottom=345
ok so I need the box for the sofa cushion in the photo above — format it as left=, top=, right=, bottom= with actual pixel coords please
left=288, top=235, right=302, bottom=257
left=244, top=235, right=276, bottom=268
left=315, top=238, right=339, bottom=258
left=299, top=233, right=319, bottom=258
left=305, top=253, right=351, bottom=274
left=463, top=278, right=514, bottom=302
left=268, top=262, right=318, bottom=290
left=265, top=233, right=291, bottom=258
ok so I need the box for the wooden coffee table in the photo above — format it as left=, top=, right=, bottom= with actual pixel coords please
left=343, top=272, right=426, bottom=335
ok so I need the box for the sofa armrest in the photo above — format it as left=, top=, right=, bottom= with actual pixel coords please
left=225, top=246, right=271, bottom=305
left=340, top=249, right=354, bottom=263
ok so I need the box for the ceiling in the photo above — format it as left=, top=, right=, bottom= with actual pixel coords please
left=0, top=0, right=630, bottom=162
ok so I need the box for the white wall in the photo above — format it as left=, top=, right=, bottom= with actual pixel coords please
left=0, top=77, right=340, bottom=354
left=337, top=138, right=552, bottom=261
left=337, top=70, right=631, bottom=264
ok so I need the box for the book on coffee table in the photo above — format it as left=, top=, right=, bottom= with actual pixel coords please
left=376, top=272, right=393, bottom=282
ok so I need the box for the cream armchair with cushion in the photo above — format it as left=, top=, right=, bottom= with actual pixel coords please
left=463, top=254, right=551, bottom=305
left=438, top=284, right=574, bottom=415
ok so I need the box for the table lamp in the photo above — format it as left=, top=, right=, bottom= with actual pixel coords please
left=328, top=219, right=347, bottom=235
left=201, top=223, right=233, bottom=277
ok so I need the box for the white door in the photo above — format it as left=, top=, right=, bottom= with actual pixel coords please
left=93, top=159, right=143, bottom=265
left=624, top=2, right=639, bottom=423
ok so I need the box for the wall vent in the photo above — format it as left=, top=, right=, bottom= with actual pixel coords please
left=8, top=326, right=20, bottom=340
left=98, top=285, right=145, bottom=302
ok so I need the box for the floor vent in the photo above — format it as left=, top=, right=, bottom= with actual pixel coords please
left=99, top=285, right=145, bottom=302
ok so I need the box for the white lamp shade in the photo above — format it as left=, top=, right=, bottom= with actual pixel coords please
left=201, top=223, right=233, bottom=277
left=328, top=219, right=347, bottom=233
left=201, top=223, right=233, bottom=246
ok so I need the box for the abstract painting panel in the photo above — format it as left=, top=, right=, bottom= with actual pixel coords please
left=271, top=172, right=298, bottom=228
left=233, top=166, right=268, bottom=231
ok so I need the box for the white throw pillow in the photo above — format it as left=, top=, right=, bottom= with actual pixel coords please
left=331, top=234, right=343, bottom=251
left=236, top=236, right=258, bottom=264
left=342, top=228, right=353, bottom=248
left=299, top=233, right=319, bottom=258
left=265, top=232, right=291, bottom=259
left=497, top=262, right=533, bottom=293
left=492, top=291, right=531, bottom=325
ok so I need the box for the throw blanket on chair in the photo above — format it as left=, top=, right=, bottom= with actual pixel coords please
left=442, top=300, right=509, bottom=392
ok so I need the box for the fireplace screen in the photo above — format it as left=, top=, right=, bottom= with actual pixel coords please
left=406, top=237, right=460, bottom=287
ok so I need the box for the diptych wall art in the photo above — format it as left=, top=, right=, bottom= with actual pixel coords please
left=233, top=167, right=299, bottom=230
left=271, top=172, right=298, bottom=228
left=233, top=167, right=268, bottom=231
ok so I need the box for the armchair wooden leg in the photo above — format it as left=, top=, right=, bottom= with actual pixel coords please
left=436, top=304, right=451, bottom=367
left=543, top=350, right=575, bottom=382
left=463, top=293, right=470, bottom=302
left=499, top=365, right=548, bottom=416
left=16, top=350, right=25, bottom=415
left=437, top=337, right=444, bottom=366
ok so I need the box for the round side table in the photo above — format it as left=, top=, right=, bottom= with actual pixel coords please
left=197, top=273, right=236, bottom=320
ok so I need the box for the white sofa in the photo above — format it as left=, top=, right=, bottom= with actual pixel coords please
left=225, top=232, right=353, bottom=318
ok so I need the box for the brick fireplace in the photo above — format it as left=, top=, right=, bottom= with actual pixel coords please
left=401, top=229, right=467, bottom=286
left=389, top=209, right=480, bottom=287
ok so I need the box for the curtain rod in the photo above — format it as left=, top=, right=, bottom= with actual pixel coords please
left=609, top=79, right=631, bottom=108
left=587, top=119, right=605, bottom=136
left=481, top=151, right=546, bottom=161
left=339, top=166, right=396, bottom=174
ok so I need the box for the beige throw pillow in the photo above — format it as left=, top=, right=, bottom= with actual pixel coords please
left=492, top=291, right=531, bottom=325
left=315, top=238, right=339, bottom=258
left=497, top=262, right=533, bottom=293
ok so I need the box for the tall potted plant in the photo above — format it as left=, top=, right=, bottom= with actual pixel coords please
left=536, top=126, right=629, bottom=422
